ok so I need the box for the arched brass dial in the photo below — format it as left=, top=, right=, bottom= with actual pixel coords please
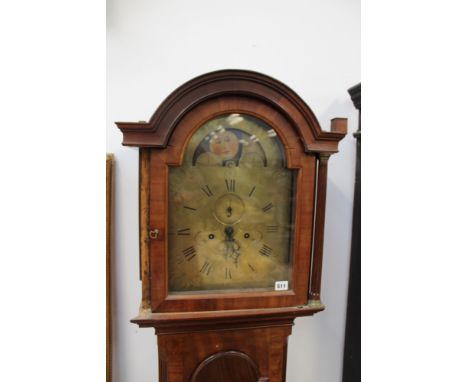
left=168, top=114, right=294, bottom=293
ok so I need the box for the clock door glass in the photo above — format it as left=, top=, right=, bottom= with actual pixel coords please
left=168, top=114, right=296, bottom=293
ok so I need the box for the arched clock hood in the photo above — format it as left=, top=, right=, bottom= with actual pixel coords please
left=116, top=69, right=346, bottom=154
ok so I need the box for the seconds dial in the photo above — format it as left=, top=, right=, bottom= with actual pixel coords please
left=213, top=193, right=245, bottom=225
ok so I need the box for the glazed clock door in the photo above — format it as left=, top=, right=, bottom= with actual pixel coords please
left=146, top=87, right=319, bottom=313
left=167, top=114, right=295, bottom=293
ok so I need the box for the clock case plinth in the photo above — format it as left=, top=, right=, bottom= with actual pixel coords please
left=117, top=70, right=346, bottom=382
left=132, top=304, right=324, bottom=382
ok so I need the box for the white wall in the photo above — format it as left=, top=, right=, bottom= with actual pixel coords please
left=106, top=1, right=360, bottom=381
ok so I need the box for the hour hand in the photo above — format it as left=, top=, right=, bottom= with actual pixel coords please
left=224, top=226, right=234, bottom=241
left=223, top=226, right=241, bottom=263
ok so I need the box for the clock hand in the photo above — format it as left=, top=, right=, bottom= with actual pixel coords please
left=224, top=226, right=234, bottom=241
left=222, top=226, right=234, bottom=260
left=227, top=198, right=233, bottom=217
left=223, top=226, right=241, bottom=264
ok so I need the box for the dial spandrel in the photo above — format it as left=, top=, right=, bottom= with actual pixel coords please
left=168, top=114, right=295, bottom=293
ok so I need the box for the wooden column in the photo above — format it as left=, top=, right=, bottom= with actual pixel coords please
left=310, top=152, right=330, bottom=303
left=139, top=148, right=152, bottom=312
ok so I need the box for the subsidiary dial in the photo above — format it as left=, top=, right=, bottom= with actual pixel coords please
left=213, top=193, right=245, bottom=225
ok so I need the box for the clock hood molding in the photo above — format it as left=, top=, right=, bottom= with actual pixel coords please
left=116, top=69, right=347, bottom=154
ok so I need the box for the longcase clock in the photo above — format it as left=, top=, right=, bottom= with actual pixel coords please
left=116, top=70, right=347, bottom=382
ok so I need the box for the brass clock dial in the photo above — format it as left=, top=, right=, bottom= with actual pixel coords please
left=168, top=114, right=296, bottom=293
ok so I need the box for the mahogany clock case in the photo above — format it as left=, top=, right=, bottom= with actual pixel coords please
left=116, top=70, right=347, bottom=382
left=116, top=70, right=347, bottom=316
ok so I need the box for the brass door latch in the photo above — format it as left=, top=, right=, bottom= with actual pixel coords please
left=149, top=228, right=159, bottom=240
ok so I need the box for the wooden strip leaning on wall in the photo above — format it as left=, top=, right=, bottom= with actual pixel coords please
left=106, top=153, right=115, bottom=382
